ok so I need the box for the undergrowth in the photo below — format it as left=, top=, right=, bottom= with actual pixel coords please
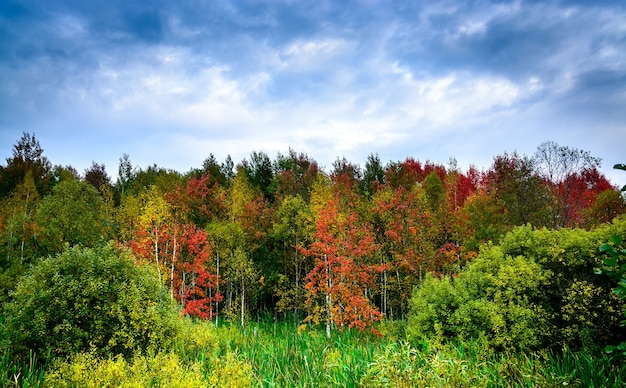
left=1, top=319, right=625, bottom=387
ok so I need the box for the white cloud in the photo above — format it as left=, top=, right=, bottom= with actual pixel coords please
left=53, top=14, right=88, bottom=39
left=279, top=38, right=352, bottom=72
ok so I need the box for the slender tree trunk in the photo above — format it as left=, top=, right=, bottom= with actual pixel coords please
left=241, top=274, right=245, bottom=328
left=153, top=223, right=161, bottom=282
left=325, top=254, right=332, bottom=338
left=170, top=225, right=177, bottom=299
left=215, top=251, right=220, bottom=327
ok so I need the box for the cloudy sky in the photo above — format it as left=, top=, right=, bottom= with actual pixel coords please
left=1, top=0, right=625, bottom=186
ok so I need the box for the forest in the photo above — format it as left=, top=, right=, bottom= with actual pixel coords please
left=1, top=132, right=625, bottom=387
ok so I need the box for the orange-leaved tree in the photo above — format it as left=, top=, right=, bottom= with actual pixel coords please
left=299, top=191, right=386, bottom=337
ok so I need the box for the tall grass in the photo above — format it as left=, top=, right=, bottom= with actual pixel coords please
left=0, top=351, right=46, bottom=388
left=1, top=319, right=625, bottom=387
left=214, top=321, right=380, bottom=387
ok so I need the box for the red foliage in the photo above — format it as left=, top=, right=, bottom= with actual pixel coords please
left=299, top=194, right=386, bottom=333
left=128, top=220, right=222, bottom=319
left=561, top=168, right=615, bottom=227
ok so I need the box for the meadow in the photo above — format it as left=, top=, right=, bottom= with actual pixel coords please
left=2, top=319, right=625, bottom=387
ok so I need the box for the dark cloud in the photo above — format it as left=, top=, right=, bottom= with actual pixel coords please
left=0, top=0, right=624, bottom=188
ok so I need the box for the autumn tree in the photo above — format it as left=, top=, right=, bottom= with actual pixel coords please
left=331, top=156, right=362, bottom=187
left=300, top=185, right=385, bottom=336
left=370, top=184, right=436, bottom=319
left=119, top=185, right=174, bottom=287
left=175, top=224, right=222, bottom=319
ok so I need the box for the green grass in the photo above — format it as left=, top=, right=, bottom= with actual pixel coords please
left=0, top=350, right=46, bottom=388
left=1, top=319, right=625, bottom=387
left=215, top=322, right=380, bottom=387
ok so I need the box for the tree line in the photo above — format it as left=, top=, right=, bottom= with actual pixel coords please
left=1, top=132, right=624, bottom=335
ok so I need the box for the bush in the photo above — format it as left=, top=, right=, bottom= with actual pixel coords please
left=44, top=351, right=206, bottom=388
left=408, top=245, right=553, bottom=351
left=3, top=242, right=181, bottom=359
left=408, top=217, right=626, bottom=352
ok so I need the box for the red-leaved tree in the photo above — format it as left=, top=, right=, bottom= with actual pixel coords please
left=299, top=193, right=386, bottom=336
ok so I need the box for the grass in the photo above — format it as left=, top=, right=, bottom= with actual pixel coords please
left=1, top=319, right=625, bottom=387
left=0, top=351, right=46, bottom=388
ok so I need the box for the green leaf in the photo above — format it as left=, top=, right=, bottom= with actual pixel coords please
left=593, top=268, right=603, bottom=275
left=606, top=344, right=616, bottom=354
left=609, top=235, right=624, bottom=245
left=614, top=163, right=626, bottom=171
left=605, top=257, right=617, bottom=267
left=599, top=243, right=614, bottom=253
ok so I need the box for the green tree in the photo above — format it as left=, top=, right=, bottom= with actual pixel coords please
left=0, top=171, right=41, bottom=302
left=0, top=132, right=52, bottom=199
left=487, top=151, right=551, bottom=227
left=271, top=194, right=313, bottom=323
left=456, top=189, right=507, bottom=251
left=361, top=153, right=385, bottom=195
left=408, top=246, right=553, bottom=351
left=35, top=179, right=106, bottom=255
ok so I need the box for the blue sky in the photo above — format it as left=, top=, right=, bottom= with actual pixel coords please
left=1, top=0, right=625, bottom=186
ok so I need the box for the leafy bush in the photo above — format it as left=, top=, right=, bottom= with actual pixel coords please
left=44, top=351, right=206, bottom=388
left=598, top=234, right=626, bottom=356
left=206, top=351, right=253, bottom=388
left=561, top=280, right=623, bottom=350
left=3, top=243, right=181, bottom=359
left=408, top=247, right=552, bottom=351
left=408, top=217, right=626, bottom=352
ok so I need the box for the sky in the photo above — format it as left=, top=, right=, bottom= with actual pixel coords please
left=0, top=0, right=625, bottom=187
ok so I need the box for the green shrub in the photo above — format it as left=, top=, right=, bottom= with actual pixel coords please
left=408, top=244, right=553, bottom=351
left=3, top=242, right=181, bottom=359
left=44, top=351, right=206, bottom=388
left=406, top=273, right=457, bottom=346
left=206, top=351, right=253, bottom=388
left=561, top=280, right=623, bottom=350
left=408, top=218, right=626, bottom=352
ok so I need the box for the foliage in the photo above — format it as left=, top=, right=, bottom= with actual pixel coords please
left=2, top=319, right=626, bottom=387
left=598, top=234, right=626, bottom=357
left=486, top=151, right=551, bottom=227
left=533, top=141, right=602, bottom=228
left=299, top=192, right=385, bottom=335
left=409, top=219, right=626, bottom=352
left=408, top=250, right=553, bottom=352
left=2, top=243, right=181, bottom=359
left=44, top=352, right=207, bottom=388
left=360, top=340, right=626, bottom=388
left=561, top=280, right=623, bottom=350
left=0, top=132, right=52, bottom=200
left=205, top=351, right=253, bottom=388
left=35, top=179, right=106, bottom=255
left=1, top=133, right=625, bottom=347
